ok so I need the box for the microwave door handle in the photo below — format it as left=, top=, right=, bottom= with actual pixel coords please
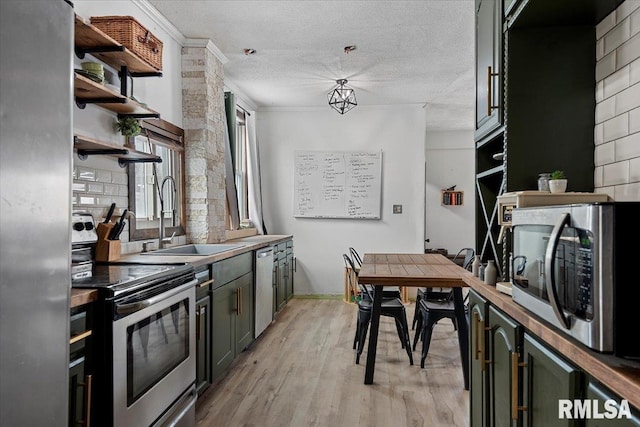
left=544, top=213, right=572, bottom=329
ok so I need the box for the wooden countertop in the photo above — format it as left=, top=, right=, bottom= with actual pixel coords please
left=70, top=288, right=98, bottom=308
left=464, top=275, right=640, bottom=410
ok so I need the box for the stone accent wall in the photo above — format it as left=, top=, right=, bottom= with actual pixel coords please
left=594, top=1, right=640, bottom=200
left=182, top=44, right=227, bottom=243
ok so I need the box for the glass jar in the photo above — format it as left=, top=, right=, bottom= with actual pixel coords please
left=538, top=173, right=551, bottom=191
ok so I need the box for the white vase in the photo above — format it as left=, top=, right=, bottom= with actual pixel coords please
left=472, top=255, right=481, bottom=277
left=549, top=179, right=567, bottom=193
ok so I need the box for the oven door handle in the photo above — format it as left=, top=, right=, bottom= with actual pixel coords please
left=115, top=279, right=197, bottom=315
left=545, top=212, right=572, bottom=329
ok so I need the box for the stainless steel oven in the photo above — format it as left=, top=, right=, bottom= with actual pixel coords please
left=73, top=263, right=197, bottom=426
left=511, top=202, right=640, bottom=358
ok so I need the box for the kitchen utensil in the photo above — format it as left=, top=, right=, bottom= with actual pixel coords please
left=104, top=203, right=116, bottom=223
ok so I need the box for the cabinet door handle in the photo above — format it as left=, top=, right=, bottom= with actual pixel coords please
left=294, top=257, right=296, bottom=272
left=487, top=65, right=500, bottom=117
left=196, top=306, right=205, bottom=341
left=473, top=311, right=480, bottom=361
left=81, top=374, right=92, bottom=427
left=511, top=351, right=528, bottom=420
left=238, top=287, right=242, bottom=316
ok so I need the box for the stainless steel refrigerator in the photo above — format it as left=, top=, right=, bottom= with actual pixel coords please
left=1, top=1, right=73, bottom=425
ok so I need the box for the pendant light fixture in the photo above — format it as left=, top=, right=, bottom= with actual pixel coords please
left=327, top=79, right=357, bottom=114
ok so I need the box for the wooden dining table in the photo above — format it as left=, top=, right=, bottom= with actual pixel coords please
left=357, top=253, right=470, bottom=388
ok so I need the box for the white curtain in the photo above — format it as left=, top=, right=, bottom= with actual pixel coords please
left=246, top=112, right=266, bottom=234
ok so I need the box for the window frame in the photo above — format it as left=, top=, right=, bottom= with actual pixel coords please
left=127, top=118, right=186, bottom=241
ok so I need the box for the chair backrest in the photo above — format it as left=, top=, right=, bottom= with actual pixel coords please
left=343, top=254, right=362, bottom=298
left=349, top=247, right=363, bottom=268
left=453, top=247, right=475, bottom=270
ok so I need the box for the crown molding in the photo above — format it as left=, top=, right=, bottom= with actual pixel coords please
left=133, top=0, right=186, bottom=45
left=183, top=39, right=229, bottom=65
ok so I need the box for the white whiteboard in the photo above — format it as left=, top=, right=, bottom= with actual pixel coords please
left=293, top=150, right=382, bottom=219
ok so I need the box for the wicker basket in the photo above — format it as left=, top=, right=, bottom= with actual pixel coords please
left=91, top=16, right=163, bottom=71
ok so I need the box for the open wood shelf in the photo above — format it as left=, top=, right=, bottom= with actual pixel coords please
left=74, top=72, right=159, bottom=117
left=74, top=14, right=162, bottom=75
left=441, top=190, right=464, bottom=206
left=74, top=134, right=161, bottom=165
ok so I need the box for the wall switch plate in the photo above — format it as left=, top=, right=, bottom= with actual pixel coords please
left=393, top=204, right=402, bottom=214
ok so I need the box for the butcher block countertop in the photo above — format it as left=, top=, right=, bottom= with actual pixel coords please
left=70, top=288, right=98, bottom=308
left=465, top=275, right=640, bottom=410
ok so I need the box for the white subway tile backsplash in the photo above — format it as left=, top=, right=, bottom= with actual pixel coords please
left=630, top=156, right=640, bottom=181
left=602, top=114, right=629, bottom=142
left=87, top=182, right=104, bottom=194
left=103, top=183, right=118, bottom=196
left=632, top=9, right=640, bottom=36
left=596, top=96, right=616, bottom=123
left=603, top=65, right=630, bottom=98
left=617, top=32, right=640, bottom=69
left=603, top=161, right=630, bottom=185
left=614, top=181, right=640, bottom=200
left=619, top=1, right=640, bottom=22
left=596, top=51, right=617, bottom=81
left=630, top=107, right=640, bottom=133
left=596, top=141, right=616, bottom=165
left=111, top=172, right=127, bottom=185
left=77, top=167, right=95, bottom=181
left=72, top=181, right=86, bottom=192
left=79, top=196, right=96, bottom=205
left=118, top=185, right=128, bottom=197
left=631, top=58, right=640, bottom=85
left=615, top=132, right=640, bottom=160
left=595, top=166, right=604, bottom=187
left=615, top=82, right=640, bottom=114
left=604, top=18, right=630, bottom=55
left=595, top=123, right=605, bottom=145
left=95, top=169, right=111, bottom=183
left=597, top=11, right=617, bottom=40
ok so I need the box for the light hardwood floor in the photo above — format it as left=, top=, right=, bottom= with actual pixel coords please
left=195, top=298, right=469, bottom=427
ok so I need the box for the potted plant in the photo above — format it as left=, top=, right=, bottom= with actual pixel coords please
left=116, top=116, right=141, bottom=137
left=549, top=170, right=567, bottom=193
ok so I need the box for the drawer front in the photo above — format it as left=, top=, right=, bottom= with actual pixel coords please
left=195, top=266, right=212, bottom=299
left=212, top=252, right=253, bottom=289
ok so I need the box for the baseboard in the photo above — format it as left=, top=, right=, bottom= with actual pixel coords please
left=292, top=294, right=343, bottom=300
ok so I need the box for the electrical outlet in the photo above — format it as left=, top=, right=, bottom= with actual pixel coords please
left=393, top=204, right=402, bottom=214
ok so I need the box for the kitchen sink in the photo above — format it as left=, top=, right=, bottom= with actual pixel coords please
left=142, top=243, right=246, bottom=256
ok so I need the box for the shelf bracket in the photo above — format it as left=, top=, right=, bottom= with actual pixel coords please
left=76, top=148, right=128, bottom=161
left=117, top=113, right=161, bottom=120
left=75, top=98, right=127, bottom=110
left=118, top=157, right=162, bottom=168
left=75, top=45, right=125, bottom=60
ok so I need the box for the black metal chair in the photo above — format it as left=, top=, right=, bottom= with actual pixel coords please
left=343, top=254, right=413, bottom=365
left=349, top=247, right=402, bottom=299
left=411, top=247, right=474, bottom=332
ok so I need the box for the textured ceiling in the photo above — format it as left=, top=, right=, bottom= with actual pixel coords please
left=148, top=0, right=475, bottom=130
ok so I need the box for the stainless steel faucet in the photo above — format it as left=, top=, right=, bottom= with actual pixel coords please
left=159, top=175, right=177, bottom=249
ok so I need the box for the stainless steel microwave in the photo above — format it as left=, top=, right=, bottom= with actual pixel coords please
left=511, top=202, right=640, bottom=359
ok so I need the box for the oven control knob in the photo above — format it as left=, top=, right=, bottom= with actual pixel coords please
left=73, top=222, right=85, bottom=231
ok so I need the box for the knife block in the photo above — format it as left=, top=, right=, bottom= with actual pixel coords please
left=95, top=222, right=121, bottom=262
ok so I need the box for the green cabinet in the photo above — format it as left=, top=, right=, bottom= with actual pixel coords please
left=469, top=290, right=489, bottom=427
left=195, top=266, right=213, bottom=396
left=273, top=239, right=294, bottom=314
left=469, top=289, right=597, bottom=427
left=285, top=240, right=294, bottom=301
left=585, top=379, right=640, bottom=427
left=488, top=306, right=522, bottom=427
left=69, top=304, right=93, bottom=427
left=521, top=333, right=582, bottom=427
left=211, top=252, right=254, bottom=382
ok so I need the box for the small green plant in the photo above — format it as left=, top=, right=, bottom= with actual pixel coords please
left=116, top=117, right=141, bottom=137
left=550, top=170, right=566, bottom=180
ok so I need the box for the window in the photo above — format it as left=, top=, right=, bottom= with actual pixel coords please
left=234, top=109, right=249, bottom=222
left=128, top=119, right=186, bottom=240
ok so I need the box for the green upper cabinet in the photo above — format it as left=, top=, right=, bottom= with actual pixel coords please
left=475, top=0, right=503, bottom=140
left=522, top=333, right=582, bottom=427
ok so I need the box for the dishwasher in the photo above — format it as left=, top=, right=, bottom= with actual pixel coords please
left=255, top=247, right=274, bottom=337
